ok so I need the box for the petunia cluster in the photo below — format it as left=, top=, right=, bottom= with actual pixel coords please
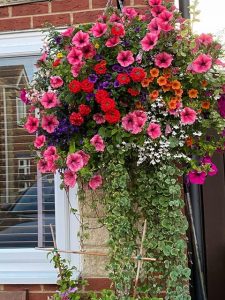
left=22, top=0, right=225, bottom=187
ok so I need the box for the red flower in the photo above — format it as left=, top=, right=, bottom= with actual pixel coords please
left=117, top=73, right=130, bottom=85
left=69, top=80, right=81, bottom=93
left=79, top=104, right=91, bottom=116
left=52, top=58, right=61, bottom=67
left=128, top=88, right=140, bottom=96
left=105, top=109, right=121, bottom=124
left=95, top=90, right=109, bottom=104
left=101, top=98, right=116, bottom=112
left=81, top=79, right=94, bottom=93
left=94, top=60, right=107, bottom=74
left=130, top=67, right=146, bottom=82
left=69, top=112, right=84, bottom=126
left=111, top=23, right=125, bottom=37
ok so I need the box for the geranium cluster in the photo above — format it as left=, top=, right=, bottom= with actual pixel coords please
left=22, top=0, right=225, bottom=187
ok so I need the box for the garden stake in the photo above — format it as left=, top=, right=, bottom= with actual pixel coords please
left=133, top=219, right=147, bottom=298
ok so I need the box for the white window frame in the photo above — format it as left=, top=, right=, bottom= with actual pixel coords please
left=0, top=30, right=81, bottom=284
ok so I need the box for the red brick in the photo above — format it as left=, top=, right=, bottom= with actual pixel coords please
left=29, top=293, right=54, bottom=300
left=52, top=0, right=89, bottom=13
left=73, top=10, right=104, bottom=24
left=12, top=2, right=49, bottom=17
left=0, top=7, right=9, bottom=18
left=85, top=278, right=112, bottom=291
left=0, top=17, right=31, bottom=31
left=3, top=285, right=41, bottom=291
left=42, top=284, right=57, bottom=291
left=134, top=0, right=147, bottom=5
left=33, top=13, right=70, bottom=28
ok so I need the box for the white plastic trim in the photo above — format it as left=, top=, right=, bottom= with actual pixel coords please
left=0, top=31, right=80, bottom=284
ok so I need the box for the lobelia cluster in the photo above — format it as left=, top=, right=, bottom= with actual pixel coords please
left=22, top=0, right=225, bottom=188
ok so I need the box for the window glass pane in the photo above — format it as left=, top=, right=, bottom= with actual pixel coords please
left=0, top=56, right=55, bottom=248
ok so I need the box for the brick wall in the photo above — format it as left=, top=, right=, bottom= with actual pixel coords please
left=0, top=0, right=148, bottom=32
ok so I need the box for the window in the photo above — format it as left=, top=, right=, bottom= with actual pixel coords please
left=0, top=31, right=80, bottom=283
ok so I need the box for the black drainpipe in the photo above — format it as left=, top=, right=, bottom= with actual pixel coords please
left=179, top=1, right=207, bottom=300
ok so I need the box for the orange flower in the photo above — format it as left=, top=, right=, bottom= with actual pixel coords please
left=149, top=90, right=159, bottom=101
left=157, top=76, right=167, bottom=86
left=201, top=80, right=208, bottom=87
left=188, top=89, right=198, bottom=98
left=175, top=89, right=183, bottom=96
left=135, top=101, right=144, bottom=110
left=171, top=95, right=181, bottom=102
left=186, top=137, right=193, bottom=147
left=162, top=84, right=171, bottom=92
left=150, top=68, right=159, bottom=78
left=201, top=100, right=210, bottom=109
left=171, top=80, right=181, bottom=90
left=168, top=99, right=177, bottom=110
left=141, top=78, right=152, bottom=87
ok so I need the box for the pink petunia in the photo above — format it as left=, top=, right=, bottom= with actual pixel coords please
left=147, top=18, right=161, bottom=35
left=41, top=115, right=59, bottom=133
left=61, top=27, right=74, bottom=37
left=93, top=113, right=106, bottom=124
left=122, top=112, right=137, bottom=133
left=89, top=174, right=103, bottom=190
left=133, top=110, right=147, bottom=127
left=105, top=36, right=120, bottom=48
left=154, top=52, right=173, bottom=68
left=188, top=170, right=206, bottom=185
left=147, top=123, right=162, bottom=139
left=109, top=13, right=121, bottom=22
left=71, top=61, right=85, bottom=77
left=91, top=22, right=107, bottom=37
left=141, top=33, right=158, bottom=51
left=82, top=43, right=96, bottom=59
left=165, top=124, right=172, bottom=136
left=66, top=152, right=84, bottom=172
left=148, top=0, right=162, bottom=5
left=64, top=169, right=77, bottom=188
left=40, top=92, right=59, bottom=109
left=197, top=33, right=213, bottom=46
left=151, top=5, right=166, bottom=17
left=43, top=146, right=59, bottom=161
left=122, top=111, right=146, bottom=134
left=34, top=135, right=46, bottom=149
left=192, top=54, right=212, bottom=73
left=117, top=50, right=134, bottom=67
left=122, top=7, right=138, bottom=19
left=67, top=47, right=83, bottom=65
left=50, top=76, right=64, bottom=89
left=158, top=21, right=174, bottom=32
left=90, top=134, right=105, bottom=152
left=72, top=30, right=90, bottom=48
left=76, top=150, right=90, bottom=166
left=24, top=115, right=39, bottom=133
left=37, top=159, right=51, bottom=173
left=180, top=107, right=197, bottom=125
left=39, top=52, right=47, bottom=62
left=158, top=10, right=173, bottom=23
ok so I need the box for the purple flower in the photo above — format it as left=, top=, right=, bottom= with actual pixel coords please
left=104, top=74, right=112, bottom=81
left=94, top=54, right=103, bottom=61
left=114, top=80, right=120, bottom=88
left=86, top=93, right=95, bottom=101
left=112, top=64, right=123, bottom=72
left=218, top=94, right=225, bottom=118
left=54, top=35, right=63, bottom=44
left=88, top=74, right=98, bottom=83
left=188, top=170, right=207, bottom=184
left=102, top=81, right=110, bottom=89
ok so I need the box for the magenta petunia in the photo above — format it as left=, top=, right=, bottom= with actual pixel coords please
left=117, top=50, right=134, bottom=67
left=158, top=10, right=173, bottom=23
left=154, top=52, right=173, bottom=68
left=88, top=175, right=103, bottom=190
left=188, top=170, right=207, bottom=185
left=148, top=0, right=162, bottom=5
left=41, top=92, right=59, bottom=109
left=93, top=113, right=106, bottom=124
left=218, top=94, right=225, bottom=118
left=90, top=134, right=105, bottom=152
left=147, top=123, right=162, bottom=139
left=61, top=27, right=74, bottom=37
left=24, top=115, right=39, bottom=133
left=41, top=115, right=59, bottom=133
left=76, top=150, right=90, bottom=166
left=67, top=47, right=83, bottom=65
left=147, top=18, right=161, bottom=35
left=34, top=135, right=46, bottom=149
left=141, top=33, right=158, bottom=51
left=196, top=33, right=213, bottom=46
left=192, top=54, right=212, bottom=73
left=105, top=36, right=120, bottom=48
left=151, top=5, right=166, bottom=17
left=180, top=107, right=197, bottom=125
left=122, top=7, right=138, bottom=19
left=43, top=146, right=59, bottom=161
left=64, top=169, right=77, bottom=188
left=72, top=30, right=90, bottom=48
left=50, top=76, right=64, bottom=89
left=66, top=153, right=84, bottom=172
left=91, top=22, right=107, bottom=37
